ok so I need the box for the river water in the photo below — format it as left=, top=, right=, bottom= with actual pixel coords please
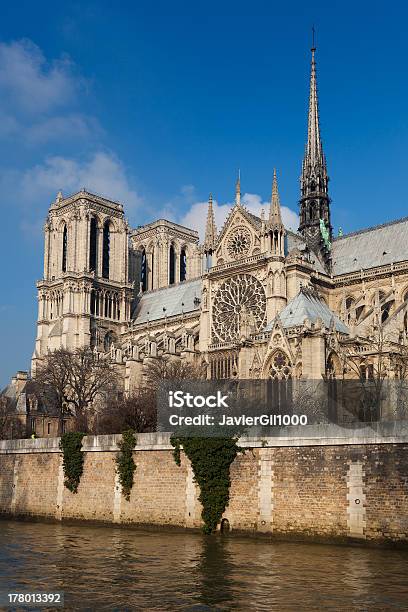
left=0, top=520, right=407, bottom=611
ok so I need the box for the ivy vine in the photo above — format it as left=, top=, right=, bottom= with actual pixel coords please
left=59, top=432, right=86, bottom=493
left=115, top=429, right=137, bottom=501
left=171, top=435, right=241, bottom=534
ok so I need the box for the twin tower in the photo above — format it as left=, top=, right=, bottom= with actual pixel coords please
left=32, top=46, right=331, bottom=370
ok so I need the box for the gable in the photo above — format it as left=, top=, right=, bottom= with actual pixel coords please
left=214, top=205, right=262, bottom=263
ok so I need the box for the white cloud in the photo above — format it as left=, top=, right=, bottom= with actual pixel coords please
left=10, top=152, right=143, bottom=238
left=181, top=192, right=299, bottom=241
left=0, top=39, right=79, bottom=114
left=0, top=39, right=95, bottom=145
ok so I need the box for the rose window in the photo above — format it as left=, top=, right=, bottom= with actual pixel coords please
left=226, top=227, right=252, bottom=259
left=268, top=350, right=292, bottom=380
left=212, top=274, right=266, bottom=342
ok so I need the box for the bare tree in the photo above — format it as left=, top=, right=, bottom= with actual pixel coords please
left=35, top=347, right=119, bottom=432
left=335, top=325, right=408, bottom=422
left=34, top=348, right=72, bottom=435
left=144, top=356, right=206, bottom=388
left=97, top=389, right=157, bottom=434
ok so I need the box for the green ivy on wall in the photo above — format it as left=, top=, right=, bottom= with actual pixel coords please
left=115, top=429, right=137, bottom=501
left=59, top=432, right=86, bottom=493
left=171, top=435, right=241, bottom=534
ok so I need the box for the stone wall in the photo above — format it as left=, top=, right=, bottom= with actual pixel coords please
left=1, top=424, right=408, bottom=544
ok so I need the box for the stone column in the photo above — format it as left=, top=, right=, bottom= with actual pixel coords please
left=258, top=449, right=274, bottom=532
left=43, top=225, right=50, bottom=279
left=346, top=461, right=366, bottom=538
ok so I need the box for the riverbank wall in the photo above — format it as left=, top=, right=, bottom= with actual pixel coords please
left=1, top=423, right=407, bottom=544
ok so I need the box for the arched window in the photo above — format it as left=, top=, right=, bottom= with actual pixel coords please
left=104, top=331, right=115, bottom=352
left=309, top=201, right=317, bottom=221
left=90, top=325, right=97, bottom=349
left=102, top=220, right=110, bottom=279
left=62, top=225, right=68, bottom=272
left=345, top=296, right=355, bottom=324
left=90, top=290, right=96, bottom=315
left=180, top=248, right=187, bottom=282
left=169, top=244, right=175, bottom=285
left=141, top=248, right=148, bottom=292
left=267, top=351, right=292, bottom=413
left=89, top=217, right=97, bottom=272
left=381, top=301, right=393, bottom=324
left=327, top=353, right=341, bottom=380
left=268, top=351, right=292, bottom=380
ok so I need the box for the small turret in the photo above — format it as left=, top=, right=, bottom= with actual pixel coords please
left=235, top=170, right=241, bottom=207
left=203, top=193, right=217, bottom=254
left=267, top=170, right=285, bottom=256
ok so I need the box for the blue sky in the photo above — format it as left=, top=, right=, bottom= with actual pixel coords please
left=1, top=1, right=407, bottom=386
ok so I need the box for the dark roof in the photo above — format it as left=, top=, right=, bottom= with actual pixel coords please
left=132, top=278, right=202, bottom=324
left=332, top=216, right=408, bottom=275
left=264, top=286, right=349, bottom=334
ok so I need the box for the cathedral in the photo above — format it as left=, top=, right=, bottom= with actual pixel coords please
left=30, top=46, right=408, bottom=395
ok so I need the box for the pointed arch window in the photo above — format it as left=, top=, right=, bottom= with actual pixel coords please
left=90, top=290, right=96, bottom=315
left=102, top=221, right=111, bottom=278
left=268, top=351, right=292, bottom=380
left=180, top=248, right=187, bottom=282
left=62, top=225, right=68, bottom=272
left=104, top=331, right=115, bottom=352
left=102, top=220, right=111, bottom=279
left=309, top=201, right=317, bottom=221
left=89, top=217, right=97, bottom=272
left=169, top=244, right=175, bottom=285
left=141, top=248, right=148, bottom=292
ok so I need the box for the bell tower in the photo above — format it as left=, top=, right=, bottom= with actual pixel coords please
left=299, top=42, right=332, bottom=265
left=32, top=189, right=134, bottom=373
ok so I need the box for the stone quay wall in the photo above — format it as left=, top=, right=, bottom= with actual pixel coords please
left=0, top=423, right=408, bottom=544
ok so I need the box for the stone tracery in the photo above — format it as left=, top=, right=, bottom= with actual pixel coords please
left=212, top=274, right=266, bottom=342
left=267, top=350, right=292, bottom=380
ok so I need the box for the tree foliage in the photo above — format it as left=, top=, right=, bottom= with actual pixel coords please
left=171, top=435, right=241, bottom=534
left=116, top=429, right=137, bottom=500
left=59, top=432, right=86, bottom=493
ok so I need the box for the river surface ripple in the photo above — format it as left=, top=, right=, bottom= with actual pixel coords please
left=0, top=520, right=408, bottom=611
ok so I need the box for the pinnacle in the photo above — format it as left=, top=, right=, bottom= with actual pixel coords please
left=203, top=193, right=217, bottom=252
left=269, top=169, right=283, bottom=227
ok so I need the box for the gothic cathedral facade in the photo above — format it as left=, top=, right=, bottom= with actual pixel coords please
left=32, top=47, right=408, bottom=392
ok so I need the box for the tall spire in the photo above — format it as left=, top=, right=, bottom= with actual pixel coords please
left=235, top=169, right=241, bottom=206
left=203, top=193, right=217, bottom=253
left=269, top=168, right=283, bottom=227
left=305, top=40, right=324, bottom=168
left=299, top=37, right=332, bottom=264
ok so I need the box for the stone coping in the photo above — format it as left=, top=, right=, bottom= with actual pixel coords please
left=1, top=421, right=408, bottom=454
